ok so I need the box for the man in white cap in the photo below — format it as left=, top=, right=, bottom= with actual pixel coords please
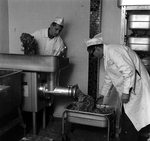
left=31, top=17, right=67, bottom=56
left=86, top=34, right=150, bottom=141
left=30, top=17, right=67, bottom=122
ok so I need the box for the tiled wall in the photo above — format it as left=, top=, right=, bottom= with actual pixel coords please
left=88, top=0, right=102, bottom=100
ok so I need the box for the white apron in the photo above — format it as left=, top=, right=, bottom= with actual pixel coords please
left=101, top=44, right=150, bottom=131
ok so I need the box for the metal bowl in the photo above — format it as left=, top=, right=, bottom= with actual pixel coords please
left=95, top=104, right=115, bottom=115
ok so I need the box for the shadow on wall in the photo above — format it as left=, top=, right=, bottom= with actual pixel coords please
left=60, top=21, right=70, bottom=43
left=59, top=21, right=73, bottom=86
left=59, top=62, right=74, bottom=86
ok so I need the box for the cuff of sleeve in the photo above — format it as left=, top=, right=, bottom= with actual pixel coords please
left=122, top=88, right=130, bottom=94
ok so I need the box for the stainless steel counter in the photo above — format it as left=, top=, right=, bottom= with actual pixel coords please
left=0, top=53, right=69, bottom=72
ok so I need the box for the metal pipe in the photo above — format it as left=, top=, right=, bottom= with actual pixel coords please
left=47, top=73, right=57, bottom=91
left=38, top=84, right=78, bottom=99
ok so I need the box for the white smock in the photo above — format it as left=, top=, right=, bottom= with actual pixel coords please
left=100, top=44, right=150, bottom=131
left=32, top=28, right=65, bottom=55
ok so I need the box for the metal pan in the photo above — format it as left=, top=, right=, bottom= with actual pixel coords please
left=127, top=37, right=150, bottom=51
left=128, top=15, right=150, bottom=29
left=118, top=0, right=150, bottom=7
left=64, top=102, right=115, bottom=128
left=62, top=102, right=116, bottom=141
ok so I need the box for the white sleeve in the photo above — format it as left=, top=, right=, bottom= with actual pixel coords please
left=100, top=72, right=114, bottom=97
left=53, top=37, right=67, bottom=56
left=109, top=49, right=135, bottom=94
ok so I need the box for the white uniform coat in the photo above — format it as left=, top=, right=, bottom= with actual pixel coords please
left=32, top=28, right=65, bottom=55
left=100, top=44, right=150, bottom=131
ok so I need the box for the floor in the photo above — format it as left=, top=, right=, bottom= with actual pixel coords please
left=0, top=110, right=119, bottom=141
left=0, top=110, right=148, bottom=141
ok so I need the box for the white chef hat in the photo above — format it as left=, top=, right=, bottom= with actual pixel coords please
left=53, top=17, right=64, bottom=26
left=85, top=33, right=103, bottom=47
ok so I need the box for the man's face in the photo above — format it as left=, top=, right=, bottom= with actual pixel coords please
left=49, top=24, right=63, bottom=38
left=92, top=45, right=103, bottom=59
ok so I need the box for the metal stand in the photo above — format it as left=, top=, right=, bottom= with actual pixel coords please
left=61, top=108, right=115, bottom=141
left=32, top=107, right=47, bottom=135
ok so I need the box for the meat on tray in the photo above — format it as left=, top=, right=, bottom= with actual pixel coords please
left=71, top=86, right=115, bottom=114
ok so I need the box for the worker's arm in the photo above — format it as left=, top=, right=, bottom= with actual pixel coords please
left=109, top=49, right=136, bottom=104
left=97, top=73, right=114, bottom=105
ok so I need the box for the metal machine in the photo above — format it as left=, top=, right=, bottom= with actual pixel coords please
left=118, top=0, right=150, bottom=72
left=118, top=0, right=150, bottom=59
left=0, top=53, right=78, bottom=135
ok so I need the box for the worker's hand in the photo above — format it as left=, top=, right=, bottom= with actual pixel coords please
left=121, top=93, right=130, bottom=104
left=96, top=95, right=104, bottom=105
